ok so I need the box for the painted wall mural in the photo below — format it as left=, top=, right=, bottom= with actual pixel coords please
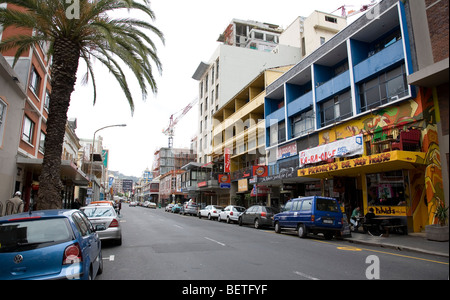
left=316, top=87, right=443, bottom=232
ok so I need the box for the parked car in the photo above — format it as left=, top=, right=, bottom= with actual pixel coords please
left=238, top=205, right=279, bottom=229
left=198, top=205, right=224, bottom=220
left=165, top=203, right=175, bottom=212
left=147, top=202, right=157, bottom=209
left=80, top=205, right=122, bottom=245
left=273, top=196, right=344, bottom=240
left=180, top=200, right=199, bottom=216
left=129, top=201, right=137, bottom=207
left=218, top=205, right=246, bottom=223
left=0, top=209, right=103, bottom=280
left=172, top=203, right=182, bottom=213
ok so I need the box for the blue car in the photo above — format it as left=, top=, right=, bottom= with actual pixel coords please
left=0, top=209, right=103, bottom=280
left=274, top=196, right=344, bottom=240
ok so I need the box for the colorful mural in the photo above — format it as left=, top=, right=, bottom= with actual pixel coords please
left=315, top=87, right=443, bottom=232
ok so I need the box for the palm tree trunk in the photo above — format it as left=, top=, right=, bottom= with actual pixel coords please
left=36, top=38, right=80, bottom=210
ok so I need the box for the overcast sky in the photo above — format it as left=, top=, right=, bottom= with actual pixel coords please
left=67, top=0, right=374, bottom=177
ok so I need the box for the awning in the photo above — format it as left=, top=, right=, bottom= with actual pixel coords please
left=297, top=150, right=427, bottom=179
left=16, top=157, right=89, bottom=185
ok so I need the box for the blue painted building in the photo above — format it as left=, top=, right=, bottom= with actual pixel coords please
left=265, top=0, right=413, bottom=151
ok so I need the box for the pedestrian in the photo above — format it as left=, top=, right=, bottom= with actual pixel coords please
left=72, top=198, right=81, bottom=209
left=350, top=206, right=361, bottom=231
left=0, top=191, right=24, bottom=217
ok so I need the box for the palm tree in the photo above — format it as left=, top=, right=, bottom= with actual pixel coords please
left=0, top=0, right=164, bottom=210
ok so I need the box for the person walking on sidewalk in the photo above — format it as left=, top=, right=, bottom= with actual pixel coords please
left=0, top=191, right=24, bottom=217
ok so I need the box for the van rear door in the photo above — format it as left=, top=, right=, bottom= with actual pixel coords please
left=315, top=197, right=342, bottom=228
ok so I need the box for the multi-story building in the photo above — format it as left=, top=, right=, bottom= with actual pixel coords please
left=278, top=11, right=347, bottom=59
left=0, top=54, right=27, bottom=203
left=211, top=66, right=293, bottom=206
left=406, top=0, right=449, bottom=211
left=152, top=147, right=196, bottom=177
left=260, top=0, right=446, bottom=233
left=217, top=19, right=283, bottom=52
left=1, top=3, right=88, bottom=209
left=193, top=13, right=347, bottom=167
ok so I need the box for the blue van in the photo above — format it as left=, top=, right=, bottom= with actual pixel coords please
left=273, top=196, right=344, bottom=240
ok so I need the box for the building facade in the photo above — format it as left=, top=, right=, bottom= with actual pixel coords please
left=261, top=0, right=446, bottom=233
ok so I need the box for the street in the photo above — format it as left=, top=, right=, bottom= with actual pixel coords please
left=97, top=204, right=449, bottom=281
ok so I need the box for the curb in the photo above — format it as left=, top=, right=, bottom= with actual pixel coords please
left=345, top=238, right=449, bottom=258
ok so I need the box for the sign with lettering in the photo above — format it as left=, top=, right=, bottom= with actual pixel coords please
left=224, top=148, right=231, bottom=173
left=277, top=142, right=297, bottom=160
left=299, top=134, right=363, bottom=167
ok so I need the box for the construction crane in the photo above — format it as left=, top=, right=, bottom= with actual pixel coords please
left=331, top=1, right=378, bottom=19
left=162, top=97, right=198, bottom=148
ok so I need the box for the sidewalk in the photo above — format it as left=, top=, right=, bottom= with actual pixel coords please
left=344, top=232, right=449, bottom=258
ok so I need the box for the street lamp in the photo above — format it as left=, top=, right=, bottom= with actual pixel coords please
left=88, top=124, right=127, bottom=201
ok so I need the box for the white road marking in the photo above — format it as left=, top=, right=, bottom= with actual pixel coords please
left=204, top=237, right=226, bottom=247
left=103, top=255, right=115, bottom=261
left=173, top=224, right=183, bottom=229
left=294, top=271, right=319, bottom=280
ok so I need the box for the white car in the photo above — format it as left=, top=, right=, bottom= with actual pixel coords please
left=198, top=205, right=224, bottom=220
left=129, top=201, right=137, bottom=207
left=147, top=202, right=157, bottom=209
left=218, top=205, right=246, bottom=223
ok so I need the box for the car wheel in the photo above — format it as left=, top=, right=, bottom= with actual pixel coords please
left=297, top=224, right=307, bottom=238
left=226, top=217, right=231, bottom=224
left=208, top=214, right=212, bottom=220
left=254, top=219, right=260, bottom=229
left=97, top=251, right=104, bottom=275
left=198, top=213, right=202, bottom=219
left=218, top=215, right=222, bottom=222
left=238, top=217, right=243, bottom=226
left=274, top=222, right=281, bottom=233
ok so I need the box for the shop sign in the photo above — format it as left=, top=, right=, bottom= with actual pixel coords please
left=299, top=134, right=363, bottom=167
left=198, top=181, right=207, bottom=187
left=218, top=174, right=230, bottom=183
left=224, top=148, right=231, bottom=173
left=252, top=165, right=268, bottom=177
left=369, top=206, right=407, bottom=216
left=238, top=179, right=248, bottom=192
left=277, top=142, right=297, bottom=160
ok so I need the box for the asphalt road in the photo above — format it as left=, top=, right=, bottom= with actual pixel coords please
left=97, top=204, right=449, bottom=281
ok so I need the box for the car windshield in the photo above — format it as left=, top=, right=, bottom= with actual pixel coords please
left=81, top=207, right=115, bottom=218
left=0, top=218, right=72, bottom=253
left=234, top=207, right=246, bottom=212
left=316, top=198, right=339, bottom=212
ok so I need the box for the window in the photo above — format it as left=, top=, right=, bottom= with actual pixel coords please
left=300, top=200, right=312, bottom=211
left=325, top=16, right=337, bottom=23
left=359, top=64, right=408, bottom=112
left=29, top=66, right=41, bottom=97
left=320, top=90, right=352, bottom=127
left=22, top=115, right=35, bottom=144
left=320, top=37, right=326, bottom=45
left=292, top=110, right=315, bottom=138
left=278, top=121, right=286, bottom=144
left=44, top=90, right=50, bottom=110
left=0, top=98, right=7, bottom=147
left=216, top=59, right=219, bottom=79
left=39, top=131, right=46, bottom=153
left=366, top=170, right=408, bottom=206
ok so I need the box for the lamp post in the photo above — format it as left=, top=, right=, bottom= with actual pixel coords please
left=88, top=124, right=127, bottom=202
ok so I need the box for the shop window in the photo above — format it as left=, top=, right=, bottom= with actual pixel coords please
left=366, top=170, right=408, bottom=207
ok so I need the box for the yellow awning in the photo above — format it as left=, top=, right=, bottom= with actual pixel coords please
left=297, top=150, right=426, bottom=179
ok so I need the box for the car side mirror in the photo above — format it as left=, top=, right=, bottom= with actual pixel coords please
left=95, top=225, right=107, bottom=231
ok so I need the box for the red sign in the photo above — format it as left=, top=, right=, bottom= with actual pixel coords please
left=252, top=166, right=268, bottom=177
left=224, top=148, right=231, bottom=173
left=218, top=174, right=231, bottom=183
left=198, top=181, right=207, bottom=187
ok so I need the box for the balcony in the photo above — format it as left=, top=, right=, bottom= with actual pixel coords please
left=287, top=91, right=313, bottom=118
left=265, top=107, right=285, bottom=128
left=315, top=70, right=351, bottom=103
left=354, top=39, right=405, bottom=83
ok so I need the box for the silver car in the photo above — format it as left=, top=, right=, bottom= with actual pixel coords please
left=81, top=205, right=122, bottom=245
